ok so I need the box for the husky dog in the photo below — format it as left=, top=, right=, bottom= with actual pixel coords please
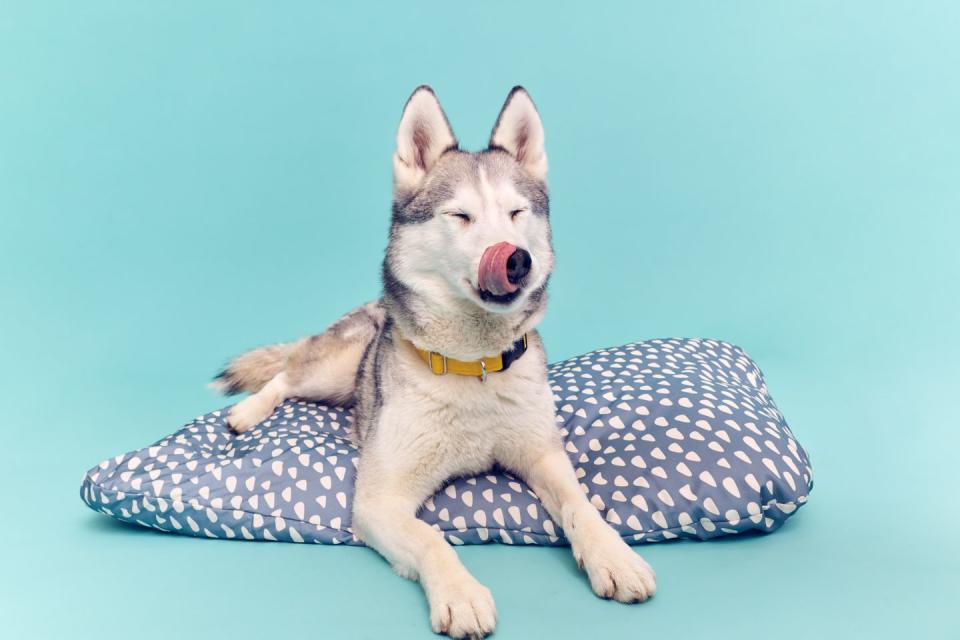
left=213, top=86, right=656, bottom=638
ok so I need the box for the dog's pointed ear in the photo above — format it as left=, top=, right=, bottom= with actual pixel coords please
left=393, top=86, right=458, bottom=191
left=489, top=86, right=547, bottom=180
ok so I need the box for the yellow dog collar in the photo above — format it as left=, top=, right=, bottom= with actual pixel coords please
left=412, top=334, right=528, bottom=382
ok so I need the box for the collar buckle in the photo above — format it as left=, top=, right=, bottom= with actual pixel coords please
left=479, top=359, right=487, bottom=383
left=427, top=351, right=448, bottom=375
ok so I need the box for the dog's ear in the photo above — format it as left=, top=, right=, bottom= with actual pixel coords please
left=393, top=86, right=458, bottom=191
left=489, top=86, right=547, bottom=180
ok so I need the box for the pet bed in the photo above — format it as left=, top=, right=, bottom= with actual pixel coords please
left=81, top=338, right=812, bottom=545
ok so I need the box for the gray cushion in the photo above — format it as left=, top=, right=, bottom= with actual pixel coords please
left=81, top=338, right=812, bottom=545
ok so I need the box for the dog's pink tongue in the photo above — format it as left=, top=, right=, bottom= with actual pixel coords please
left=479, top=242, right=519, bottom=296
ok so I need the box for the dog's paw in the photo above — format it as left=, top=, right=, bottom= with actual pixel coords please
left=427, top=573, right=497, bottom=639
left=226, top=395, right=274, bottom=433
left=576, top=535, right=657, bottom=603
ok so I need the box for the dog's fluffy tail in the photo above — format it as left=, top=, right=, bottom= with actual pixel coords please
left=211, top=342, right=298, bottom=395
left=210, top=300, right=386, bottom=401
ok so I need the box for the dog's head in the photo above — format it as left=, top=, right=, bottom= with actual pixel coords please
left=385, top=86, right=554, bottom=319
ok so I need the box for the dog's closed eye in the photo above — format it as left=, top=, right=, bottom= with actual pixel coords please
left=445, top=211, right=472, bottom=224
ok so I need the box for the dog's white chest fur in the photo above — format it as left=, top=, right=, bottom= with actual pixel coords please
left=363, top=335, right=558, bottom=482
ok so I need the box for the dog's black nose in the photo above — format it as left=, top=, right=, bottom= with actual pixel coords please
left=506, top=248, right=532, bottom=285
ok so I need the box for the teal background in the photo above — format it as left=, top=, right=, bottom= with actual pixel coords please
left=2, top=2, right=958, bottom=638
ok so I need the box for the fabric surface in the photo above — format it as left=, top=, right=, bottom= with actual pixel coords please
left=80, top=338, right=813, bottom=545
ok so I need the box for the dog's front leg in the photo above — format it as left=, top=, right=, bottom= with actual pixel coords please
left=352, top=470, right=496, bottom=639
left=517, top=447, right=657, bottom=602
